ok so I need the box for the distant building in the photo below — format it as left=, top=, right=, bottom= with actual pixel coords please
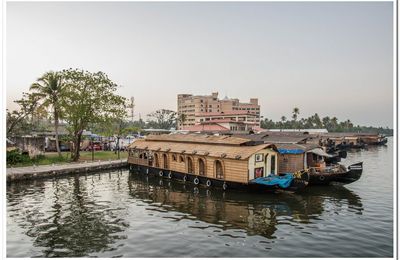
left=177, top=92, right=260, bottom=130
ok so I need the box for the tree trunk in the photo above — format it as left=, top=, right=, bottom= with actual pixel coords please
left=54, top=108, right=62, bottom=157
left=72, top=133, right=82, bottom=162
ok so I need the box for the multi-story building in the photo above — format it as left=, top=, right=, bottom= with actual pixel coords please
left=177, top=92, right=261, bottom=130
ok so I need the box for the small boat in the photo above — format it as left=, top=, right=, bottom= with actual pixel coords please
left=307, top=162, right=363, bottom=185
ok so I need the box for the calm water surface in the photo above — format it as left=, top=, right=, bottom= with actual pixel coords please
left=7, top=138, right=393, bottom=257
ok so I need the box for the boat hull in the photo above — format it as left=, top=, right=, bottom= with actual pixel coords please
left=128, top=164, right=309, bottom=193
left=309, top=162, right=363, bottom=185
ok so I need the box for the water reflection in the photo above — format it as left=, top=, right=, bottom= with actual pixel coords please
left=7, top=175, right=129, bottom=257
left=127, top=172, right=363, bottom=239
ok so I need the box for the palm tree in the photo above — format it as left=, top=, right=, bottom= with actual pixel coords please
left=292, top=107, right=300, bottom=129
left=292, top=107, right=300, bottom=121
left=30, top=71, right=64, bottom=157
left=280, top=116, right=287, bottom=129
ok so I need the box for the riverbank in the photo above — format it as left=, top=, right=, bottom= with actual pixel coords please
left=6, top=159, right=128, bottom=182
left=7, top=151, right=129, bottom=168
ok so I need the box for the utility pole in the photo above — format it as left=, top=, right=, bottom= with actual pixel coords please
left=130, top=96, right=135, bottom=122
left=91, top=136, right=94, bottom=161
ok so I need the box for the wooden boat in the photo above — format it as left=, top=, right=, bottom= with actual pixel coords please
left=127, top=134, right=309, bottom=193
left=307, top=162, right=363, bottom=185
left=272, top=143, right=363, bottom=185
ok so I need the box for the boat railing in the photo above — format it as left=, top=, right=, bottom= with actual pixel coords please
left=308, top=164, right=344, bottom=174
left=128, top=157, right=149, bottom=165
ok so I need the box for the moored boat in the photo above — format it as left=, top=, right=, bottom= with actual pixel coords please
left=273, top=143, right=363, bottom=186
left=127, top=134, right=309, bottom=193
left=307, top=162, right=363, bottom=185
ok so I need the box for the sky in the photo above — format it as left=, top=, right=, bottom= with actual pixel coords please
left=6, top=1, right=394, bottom=128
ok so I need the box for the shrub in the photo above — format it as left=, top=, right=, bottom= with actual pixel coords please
left=7, top=150, right=31, bottom=165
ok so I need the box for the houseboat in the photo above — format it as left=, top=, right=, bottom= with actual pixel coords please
left=127, top=134, right=310, bottom=192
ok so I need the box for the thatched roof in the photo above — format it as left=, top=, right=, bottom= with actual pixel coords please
left=129, top=139, right=276, bottom=160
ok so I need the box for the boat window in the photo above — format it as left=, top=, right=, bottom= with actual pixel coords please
left=198, top=158, right=205, bottom=176
left=154, top=154, right=160, bottom=168
left=163, top=154, right=168, bottom=169
left=187, top=157, right=194, bottom=173
left=271, top=155, right=276, bottom=175
left=215, top=160, right=224, bottom=179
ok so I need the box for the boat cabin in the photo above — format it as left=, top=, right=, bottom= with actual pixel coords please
left=276, top=143, right=333, bottom=174
left=128, top=134, right=278, bottom=184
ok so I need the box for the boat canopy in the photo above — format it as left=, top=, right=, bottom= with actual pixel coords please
left=307, top=148, right=333, bottom=158
left=277, top=148, right=304, bottom=154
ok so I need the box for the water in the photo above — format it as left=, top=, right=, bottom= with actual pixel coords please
left=7, top=138, right=394, bottom=257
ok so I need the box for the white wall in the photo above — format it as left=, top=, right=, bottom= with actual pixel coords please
left=248, top=148, right=278, bottom=180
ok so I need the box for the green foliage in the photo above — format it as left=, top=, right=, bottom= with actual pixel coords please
left=7, top=92, right=41, bottom=137
left=30, top=71, right=65, bottom=156
left=6, top=150, right=31, bottom=165
left=147, top=109, right=177, bottom=129
left=260, top=107, right=393, bottom=135
left=60, top=69, right=127, bottom=160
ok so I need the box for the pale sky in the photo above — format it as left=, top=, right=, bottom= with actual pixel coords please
left=6, top=1, right=394, bottom=127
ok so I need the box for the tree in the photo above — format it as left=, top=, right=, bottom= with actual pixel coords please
left=322, top=116, right=331, bottom=129
left=147, top=109, right=177, bottom=129
left=177, top=113, right=187, bottom=129
left=7, top=92, right=40, bottom=136
left=30, top=71, right=65, bottom=157
left=292, top=107, right=300, bottom=122
left=280, top=116, right=287, bottom=130
left=60, top=69, right=127, bottom=161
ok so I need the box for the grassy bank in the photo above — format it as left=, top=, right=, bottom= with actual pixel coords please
left=7, top=151, right=128, bottom=168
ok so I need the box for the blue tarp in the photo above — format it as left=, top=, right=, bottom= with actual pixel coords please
left=278, top=148, right=304, bottom=154
left=250, top=173, right=294, bottom=188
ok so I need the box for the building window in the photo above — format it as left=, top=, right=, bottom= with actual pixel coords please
left=179, top=155, right=184, bottom=162
left=172, top=154, right=177, bottom=162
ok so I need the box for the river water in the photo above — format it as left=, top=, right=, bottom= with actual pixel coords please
left=6, top=138, right=394, bottom=257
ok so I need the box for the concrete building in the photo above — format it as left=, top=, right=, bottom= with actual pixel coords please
left=177, top=92, right=260, bottom=129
